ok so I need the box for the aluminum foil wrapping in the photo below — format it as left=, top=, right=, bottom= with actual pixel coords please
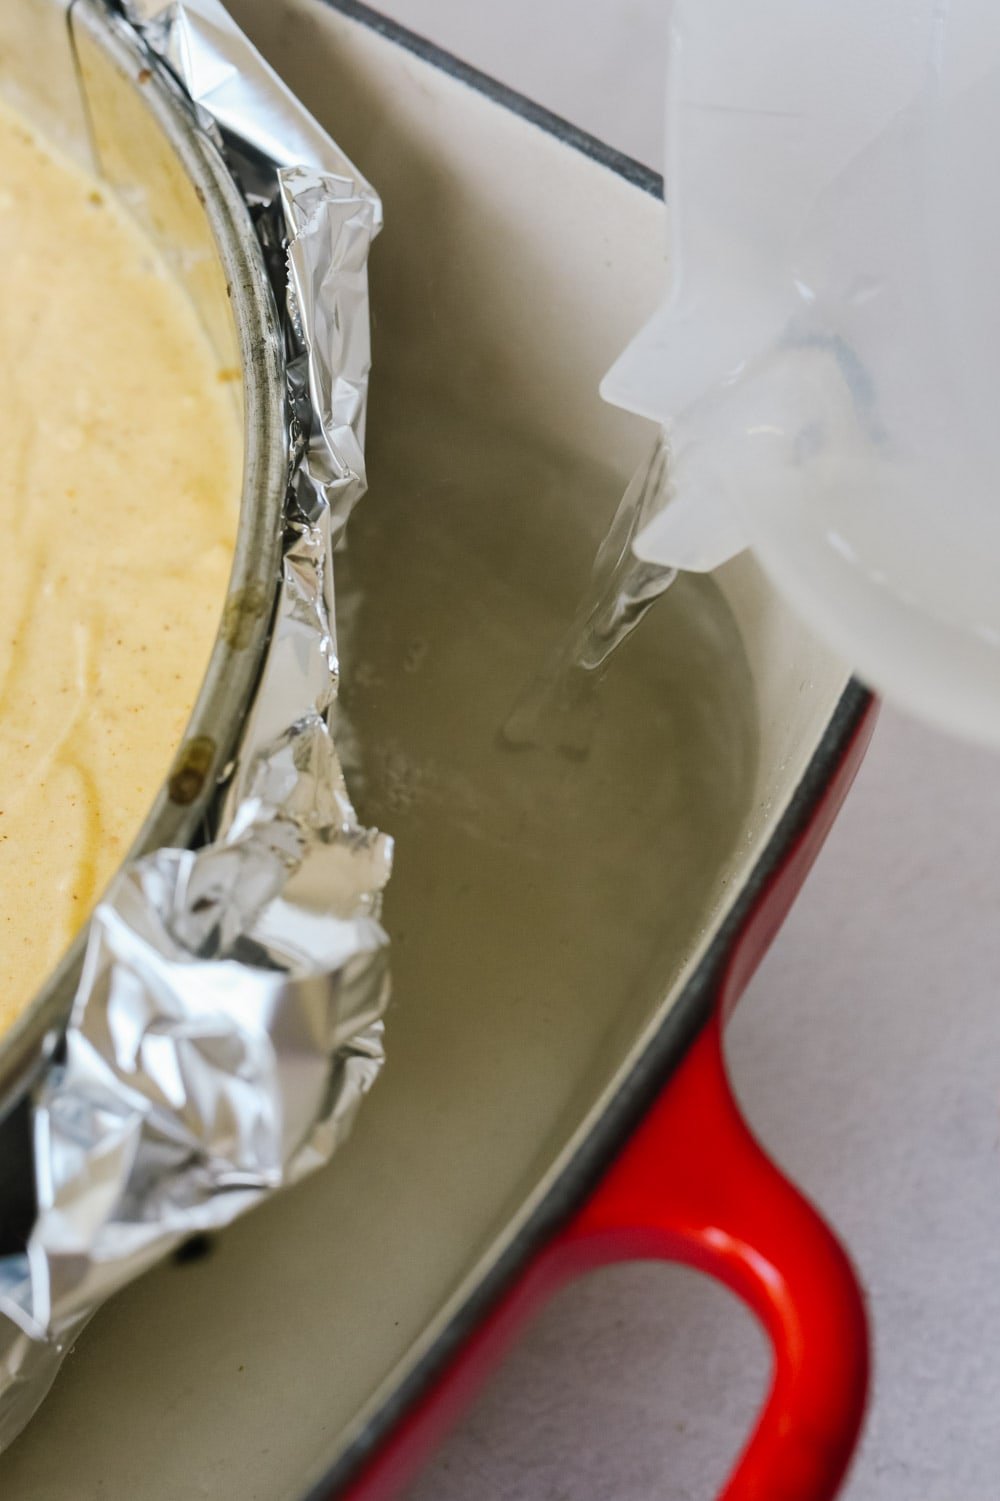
left=0, top=0, right=391, bottom=1448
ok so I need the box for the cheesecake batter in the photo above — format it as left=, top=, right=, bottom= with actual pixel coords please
left=0, top=101, right=242, bottom=1029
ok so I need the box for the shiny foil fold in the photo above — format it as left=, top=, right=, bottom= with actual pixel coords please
left=0, top=0, right=390, bottom=1448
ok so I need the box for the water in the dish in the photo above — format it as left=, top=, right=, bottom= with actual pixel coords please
left=501, top=434, right=675, bottom=759
left=335, top=380, right=759, bottom=1041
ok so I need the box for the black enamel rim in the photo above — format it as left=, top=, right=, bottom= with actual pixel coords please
left=305, top=5, right=874, bottom=1495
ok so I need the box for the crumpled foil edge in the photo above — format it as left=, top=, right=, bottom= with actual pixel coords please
left=0, top=0, right=391, bottom=1449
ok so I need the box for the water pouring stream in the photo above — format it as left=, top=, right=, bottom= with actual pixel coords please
left=500, top=435, right=676, bottom=759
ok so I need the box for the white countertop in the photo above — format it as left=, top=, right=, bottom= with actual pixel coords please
left=362, top=4, right=1000, bottom=1498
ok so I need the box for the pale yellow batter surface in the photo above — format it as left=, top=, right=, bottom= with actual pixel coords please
left=0, top=103, right=242, bottom=1030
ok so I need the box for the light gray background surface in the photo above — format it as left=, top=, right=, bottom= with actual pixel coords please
left=360, top=5, right=1000, bottom=1498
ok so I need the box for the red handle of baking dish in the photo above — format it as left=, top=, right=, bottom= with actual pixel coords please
left=347, top=1012, right=870, bottom=1501
left=346, top=1011, right=869, bottom=1501
left=554, top=1010, right=869, bottom=1501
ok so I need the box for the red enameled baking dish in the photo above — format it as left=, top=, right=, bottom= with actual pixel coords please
left=0, top=6, right=875, bottom=1498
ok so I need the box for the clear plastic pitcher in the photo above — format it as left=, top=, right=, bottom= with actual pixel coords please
left=603, top=0, right=1000, bottom=745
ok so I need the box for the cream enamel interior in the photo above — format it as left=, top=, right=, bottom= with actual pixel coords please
left=0, top=6, right=853, bottom=1499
